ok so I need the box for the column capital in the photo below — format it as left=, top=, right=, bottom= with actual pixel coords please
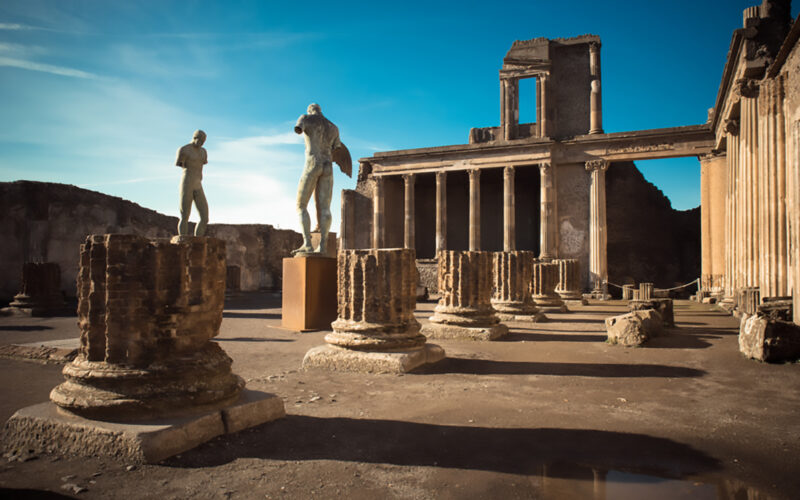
left=503, top=165, right=515, bottom=179
left=724, top=119, right=740, bottom=136
left=402, top=173, right=415, bottom=184
left=436, top=170, right=447, bottom=181
left=588, top=40, right=601, bottom=52
left=735, top=78, right=759, bottom=99
left=585, top=159, right=608, bottom=172
left=468, top=168, right=481, bottom=181
left=538, top=162, right=552, bottom=174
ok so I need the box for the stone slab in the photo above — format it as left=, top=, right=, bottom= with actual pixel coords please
left=496, top=312, right=548, bottom=322
left=739, top=314, right=800, bottom=362
left=301, top=344, right=445, bottom=374
left=281, top=256, right=337, bottom=331
left=421, top=322, right=508, bottom=341
left=0, top=389, right=284, bottom=464
left=537, top=304, right=569, bottom=313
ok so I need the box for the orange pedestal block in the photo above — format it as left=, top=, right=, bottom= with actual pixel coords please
left=281, top=256, right=337, bottom=331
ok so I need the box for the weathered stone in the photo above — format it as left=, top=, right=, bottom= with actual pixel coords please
left=225, top=265, right=241, bottom=295
left=422, top=251, right=508, bottom=340
left=621, top=284, right=634, bottom=300
left=554, top=258, right=587, bottom=305
left=491, top=251, right=546, bottom=321
left=6, top=262, right=64, bottom=316
left=605, top=309, right=664, bottom=347
left=639, top=282, right=654, bottom=300
left=735, top=287, right=761, bottom=317
left=628, top=298, right=675, bottom=328
left=49, top=234, right=245, bottom=420
left=303, top=249, right=444, bottom=372
left=531, top=261, right=568, bottom=313
left=739, top=314, right=800, bottom=362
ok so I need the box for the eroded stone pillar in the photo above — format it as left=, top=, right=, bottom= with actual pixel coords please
left=372, top=176, right=384, bottom=249
left=50, top=234, right=245, bottom=420
left=700, top=152, right=727, bottom=295
left=586, top=159, right=609, bottom=299
left=303, top=249, right=444, bottom=373
left=469, top=169, right=481, bottom=251
left=539, top=74, right=549, bottom=137
left=622, top=284, right=634, bottom=300
left=422, top=251, right=508, bottom=340
left=492, top=251, right=545, bottom=321
left=554, top=258, right=584, bottom=304
left=589, top=41, right=603, bottom=135
left=503, top=166, right=516, bottom=251
left=639, top=282, right=654, bottom=301
left=722, top=121, right=740, bottom=309
left=531, top=261, right=567, bottom=312
left=436, top=171, right=447, bottom=253
left=502, top=78, right=519, bottom=141
left=403, top=173, right=416, bottom=250
left=7, top=262, right=64, bottom=316
left=539, top=162, right=556, bottom=260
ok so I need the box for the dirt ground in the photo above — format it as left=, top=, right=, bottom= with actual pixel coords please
left=0, top=294, right=799, bottom=499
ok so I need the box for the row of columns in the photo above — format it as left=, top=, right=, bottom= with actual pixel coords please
left=371, top=160, right=610, bottom=295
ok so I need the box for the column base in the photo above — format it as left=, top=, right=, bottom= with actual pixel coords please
left=563, top=298, right=589, bottom=307
left=532, top=296, right=569, bottom=313
left=0, top=389, right=284, bottom=464
left=301, top=344, right=445, bottom=374
left=421, top=322, right=508, bottom=341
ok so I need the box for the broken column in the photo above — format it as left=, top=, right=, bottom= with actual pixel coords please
left=491, top=251, right=545, bottom=322
left=303, top=249, right=444, bottom=373
left=422, top=251, right=508, bottom=340
left=6, top=262, right=64, bottom=316
left=554, top=258, right=585, bottom=305
left=739, top=299, right=800, bottom=362
left=639, top=282, right=654, bottom=300
left=531, top=261, right=568, bottom=313
left=2, top=234, right=284, bottom=464
left=622, top=284, right=634, bottom=300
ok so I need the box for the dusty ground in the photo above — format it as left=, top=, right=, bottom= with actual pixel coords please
left=0, top=294, right=799, bottom=499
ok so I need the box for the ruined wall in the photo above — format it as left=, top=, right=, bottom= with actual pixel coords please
left=550, top=42, right=592, bottom=138
left=605, top=162, right=701, bottom=294
left=0, top=181, right=301, bottom=300
left=556, top=162, right=591, bottom=290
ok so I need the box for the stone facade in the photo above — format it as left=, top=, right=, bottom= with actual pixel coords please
left=303, top=249, right=444, bottom=373
left=6, top=262, right=64, bottom=315
left=491, top=251, right=545, bottom=321
left=50, top=234, right=244, bottom=419
left=422, top=251, right=508, bottom=340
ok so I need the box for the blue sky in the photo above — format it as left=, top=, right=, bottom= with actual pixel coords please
left=1, top=1, right=795, bottom=231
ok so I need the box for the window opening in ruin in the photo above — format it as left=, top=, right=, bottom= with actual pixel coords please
left=518, top=77, right=538, bottom=125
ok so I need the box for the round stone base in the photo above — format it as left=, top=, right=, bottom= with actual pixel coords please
left=8, top=293, right=65, bottom=316
left=50, top=343, right=244, bottom=421
left=421, top=322, right=508, bottom=341
left=301, top=344, right=445, bottom=374
left=496, top=312, right=548, bottom=322
left=533, top=296, right=569, bottom=313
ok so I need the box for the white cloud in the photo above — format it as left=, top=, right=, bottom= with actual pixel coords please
left=0, top=55, right=98, bottom=79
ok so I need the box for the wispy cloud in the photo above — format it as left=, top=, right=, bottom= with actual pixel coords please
left=79, top=175, right=176, bottom=189
left=0, top=56, right=98, bottom=79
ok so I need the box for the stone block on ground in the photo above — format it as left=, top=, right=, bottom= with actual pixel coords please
left=628, top=298, right=674, bottom=327
left=739, top=314, right=800, bottom=363
left=605, top=309, right=664, bottom=347
left=302, top=344, right=445, bottom=374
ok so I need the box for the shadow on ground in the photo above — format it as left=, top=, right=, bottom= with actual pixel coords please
left=166, top=415, right=720, bottom=481
left=418, top=358, right=706, bottom=377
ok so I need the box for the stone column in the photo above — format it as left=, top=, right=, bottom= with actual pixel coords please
left=699, top=152, right=727, bottom=295
left=403, top=173, right=416, bottom=250
left=422, top=251, right=508, bottom=340
left=639, top=282, right=654, bottom=301
left=436, top=171, right=447, bottom=254
left=50, top=235, right=247, bottom=420
left=722, top=121, right=740, bottom=308
left=7, top=262, right=64, bottom=316
left=622, top=284, right=634, bottom=300
left=469, top=169, right=481, bottom=251
left=531, top=261, right=567, bottom=312
left=791, top=122, right=800, bottom=324
left=539, top=74, right=549, bottom=137
left=589, top=41, right=603, bottom=134
left=492, top=251, right=545, bottom=321
left=554, top=258, right=585, bottom=304
left=539, top=162, right=557, bottom=260
left=503, top=166, right=516, bottom=251
left=585, top=159, right=609, bottom=299
left=501, top=78, right=519, bottom=141
left=303, top=249, right=444, bottom=373
left=372, top=176, right=384, bottom=249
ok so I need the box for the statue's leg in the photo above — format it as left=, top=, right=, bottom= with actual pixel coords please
left=194, top=187, right=209, bottom=236
left=315, top=167, right=334, bottom=253
left=292, top=164, right=320, bottom=254
left=312, top=189, right=321, bottom=232
left=178, top=179, right=193, bottom=235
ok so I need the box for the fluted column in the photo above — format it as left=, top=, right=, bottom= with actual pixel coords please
left=531, top=261, right=567, bottom=312
left=539, top=162, right=556, bottom=260
left=639, top=282, right=654, bottom=300
left=422, top=250, right=508, bottom=340
left=436, top=171, right=447, bottom=253
left=503, top=166, right=516, bottom=251
left=539, top=74, right=549, bottom=137
left=723, top=120, right=740, bottom=306
left=791, top=118, right=800, bottom=324
left=589, top=41, right=603, bottom=134
left=469, top=169, right=481, bottom=251
left=502, top=78, right=519, bottom=141
left=554, top=258, right=583, bottom=302
left=372, top=176, right=384, bottom=249
left=303, top=249, right=445, bottom=373
left=403, top=173, right=415, bottom=250
left=492, top=251, right=544, bottom=321
left=586, top=159, right=609, bottom=298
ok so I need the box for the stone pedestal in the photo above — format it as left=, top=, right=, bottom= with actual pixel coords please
left=531, top=261, right=568, bottom=313
left=3, top=235, right=285, bottom=462
left=491, top=251, right=546, bottom=322
left=6, top=262, right=64, bottom=316
left=422, top=251, right=508, bottom=340
left=554, top=258, right=586, bottom=305
left=302, top=249, right=444, bottom=373
left=281, top=256, right=337, bottom=331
